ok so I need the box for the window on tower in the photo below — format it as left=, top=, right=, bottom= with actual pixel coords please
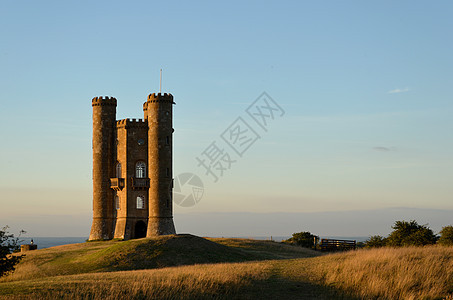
left=136, top=195, right=145, bottom=209
left=116, top=162, right=122, bottom=178
left=136, top=162, right=146, bottom=178
left=115, top=195, right=120, bottom=210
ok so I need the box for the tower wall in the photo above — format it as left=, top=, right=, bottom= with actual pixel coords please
left=113, top=123, right=128, bottom=239
left=90, top=96, right=117, bottom=240
left=113, top=119, right=149, bottom=239
left=143, top=93, right=176, bottom=236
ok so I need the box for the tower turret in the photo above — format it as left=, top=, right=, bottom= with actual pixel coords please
left=90, top=96, right=117, bottom=240
left=143, top=93, right=176, bottom=235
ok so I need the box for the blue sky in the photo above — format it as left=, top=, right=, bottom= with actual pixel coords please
left=1, top=1, right=452, bottom=237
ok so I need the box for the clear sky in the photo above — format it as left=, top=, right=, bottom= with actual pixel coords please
left=1, top=1, right=452, bottom=238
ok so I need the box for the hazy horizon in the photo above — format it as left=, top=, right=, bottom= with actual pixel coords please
left=4, top=207, right=452, bottom=238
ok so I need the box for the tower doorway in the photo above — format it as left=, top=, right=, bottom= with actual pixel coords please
left=134, top=220, right=147, bottom=239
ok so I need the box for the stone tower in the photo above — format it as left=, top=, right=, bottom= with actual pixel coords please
left=89, top=93, right=176, bottom=240
left=144, top=93, right=176, bottom=236
left=90, top=96, right=116, bottom=240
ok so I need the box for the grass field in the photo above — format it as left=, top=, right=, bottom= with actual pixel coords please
left=1, top=235, right=452, bottom=299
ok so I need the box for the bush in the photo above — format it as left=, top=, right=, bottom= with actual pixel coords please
left=283, top=231, right=319, bottom=249
left=0, top=226, right=25, bottom=278
left=438, top=225, right=453, bottom=246
left=386, top=220, right=438, bottom=247
left=364, top=235, right=387, bottom=248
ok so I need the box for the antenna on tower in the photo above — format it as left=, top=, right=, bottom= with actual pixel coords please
left=159, top=69, right=162, bottom=93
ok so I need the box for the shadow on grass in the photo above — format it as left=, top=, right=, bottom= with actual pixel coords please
left=0, top=273, right=360, bottom=300
left=224, top=259, right=361, bottom=300
left=234, top=276, right=361, bottom=300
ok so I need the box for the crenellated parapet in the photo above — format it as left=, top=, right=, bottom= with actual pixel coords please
left=143, top=93, right=175, bottom=111
left=148, top=92, right=174, bottom=101
left=92, top=96, right=117, bottom=107
left=116, top=118, right=148, bottom=129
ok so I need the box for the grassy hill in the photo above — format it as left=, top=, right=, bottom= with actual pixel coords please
left=1, top=234, right=317, bottom=281
left=1, top=235, right=453, bottom=299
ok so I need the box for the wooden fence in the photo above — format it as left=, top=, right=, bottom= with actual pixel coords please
left=320, top=239, right=356, bottom=251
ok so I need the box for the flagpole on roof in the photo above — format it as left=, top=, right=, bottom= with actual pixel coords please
left=159, top=69, right=162, bottom=93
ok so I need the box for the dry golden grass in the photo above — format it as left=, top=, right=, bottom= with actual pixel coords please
left=1, top=237, right=453, bottom=299
left=0, top=262, right=271, bottom=299
left=286, top=245, right=453, bottom=299
left=0, top=260, right=343, bottom=300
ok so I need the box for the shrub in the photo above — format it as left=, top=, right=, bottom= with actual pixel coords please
left=364, top=235, right=387, bottom=248
left=438, top=225, right=453, bottom=246
left=0, top=226, right=25, bottom=278
left=386, top=220, right=438, bottom=247
left=283, top=231, right=319, bottom=249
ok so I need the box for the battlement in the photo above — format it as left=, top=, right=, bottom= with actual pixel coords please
left=92, top=96, right=117, bottom=107
left=116, top=118, right=148, bottom=128
left=145, top=93, right=175, bottom=104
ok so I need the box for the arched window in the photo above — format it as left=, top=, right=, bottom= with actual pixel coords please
left=136, top=162, right=146, bottom=178
left=115, top=195, right=120, bottom=210
left=136, top=195, right=145, bottom=209
left=116, top=162, right=122, bottom=178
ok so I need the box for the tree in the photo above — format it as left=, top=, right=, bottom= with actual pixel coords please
left=0, top=226, right=25, bottom=278
left=438, top=225, right=453, bottom=246
left=386, top=220, right=438, bottom=247
left=284, top=231, right=319, bottom=248
left=364, top=235, right=387, bottom=248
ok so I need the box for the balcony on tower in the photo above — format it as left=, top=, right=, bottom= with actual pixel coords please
left=131, top=177, right=150, bottom=189
left=110, top=178, right=125, bottom=191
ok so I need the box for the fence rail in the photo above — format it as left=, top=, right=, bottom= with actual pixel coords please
left=320, top=238, right=356, bottom=251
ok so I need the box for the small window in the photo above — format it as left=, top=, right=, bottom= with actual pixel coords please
left=166, top=168, right=169, bottom=177
left=166, top=198, right=169, bottom=208
left=116, top=162, right=122, bottom=178
left=136, top=196, right=145, bottom=209
left=136, top=162, right=146, bottom=178
left=115, top=195, right=120, bottom=210
left=166, top=136, right=169, bottom=145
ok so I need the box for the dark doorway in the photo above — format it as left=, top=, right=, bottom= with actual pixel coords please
left=134, top=220, right=147, bottom=239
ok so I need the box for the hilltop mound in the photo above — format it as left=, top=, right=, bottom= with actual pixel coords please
left=3, top=234, right=317, bottom=282
left=98, top=234, right=258, bottom=270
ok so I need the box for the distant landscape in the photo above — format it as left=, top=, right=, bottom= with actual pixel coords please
left=18, top=236, right=371, bottom=249
left=6, top=207, right=453, bottom=238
